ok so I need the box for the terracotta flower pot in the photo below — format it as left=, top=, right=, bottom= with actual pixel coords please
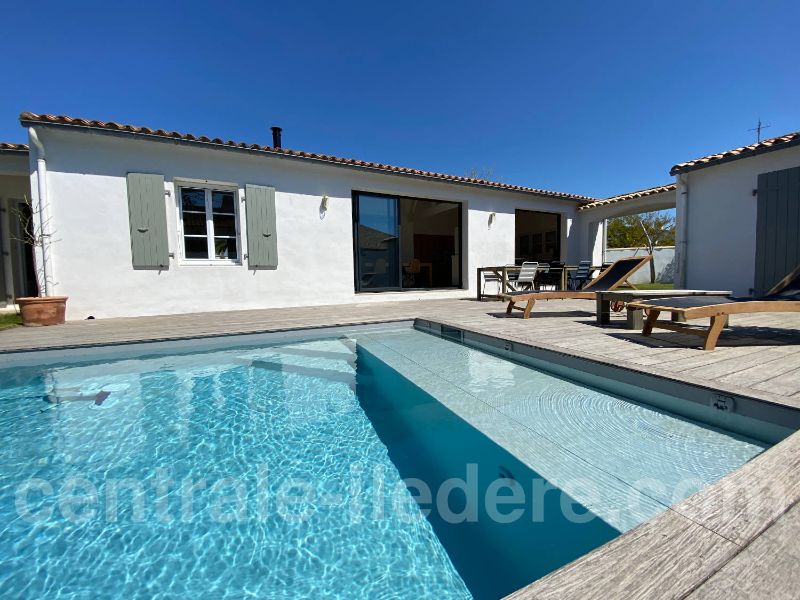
left=17, top=296, right=69, bottom=326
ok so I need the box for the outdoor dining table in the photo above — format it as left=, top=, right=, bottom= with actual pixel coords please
left=476, top=264, right=599, bottom=300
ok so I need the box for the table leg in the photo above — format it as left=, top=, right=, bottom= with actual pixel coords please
left=596, top=296, right=611, bottom=325
left=627, top=307, right=644, bottom=330
left=501, top=266, right=508, bottom=295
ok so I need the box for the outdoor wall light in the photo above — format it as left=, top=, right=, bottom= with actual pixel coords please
left=319, top=195, right=329, bottom=219
left=488, top=212, right=497, bottom=229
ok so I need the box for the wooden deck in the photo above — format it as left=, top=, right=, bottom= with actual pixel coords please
left=1, top=296, right=799, bottom=598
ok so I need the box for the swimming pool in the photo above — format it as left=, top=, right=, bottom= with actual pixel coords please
left=0, top=323, right=789, bottom=599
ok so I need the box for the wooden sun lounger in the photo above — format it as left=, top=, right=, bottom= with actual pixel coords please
left=628, top=265, right=800, bottom=351
left=501, top=255, right=652, bottom=319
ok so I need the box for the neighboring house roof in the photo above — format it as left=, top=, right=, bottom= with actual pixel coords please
left=577, top=183, right=677, bottom=211
left=19, top=112, right=596, bottom=202
left=670, top=129, right=800, bottom=175
left=0, top=142, right=28, bottom=152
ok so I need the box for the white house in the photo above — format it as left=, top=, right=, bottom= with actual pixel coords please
left=670, top=133, right=800, bottom=296
left=1, top=113, right=597, bottom=319
left=0, top=112, right=797, bottom=320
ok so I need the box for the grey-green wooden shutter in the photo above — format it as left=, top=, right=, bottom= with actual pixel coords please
left=245, top=184, right=278, bottom=269
left=126, top=173, right=170, bottom=269
left=755, top=166, right=800, bottom=295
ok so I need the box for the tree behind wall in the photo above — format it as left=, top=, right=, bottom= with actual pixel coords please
left=607, top=210, right=675, bottom=283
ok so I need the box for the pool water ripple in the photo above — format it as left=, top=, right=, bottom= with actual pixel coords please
left=0, top=328, right=775, bottom=600
left=0, top=337, right=472, bottom=599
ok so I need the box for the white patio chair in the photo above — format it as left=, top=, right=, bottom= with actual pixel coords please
left=481, top=271, right=502, bottom=296
left=508, top=262, right=538, bottom=292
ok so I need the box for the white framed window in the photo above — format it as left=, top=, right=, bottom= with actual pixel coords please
left=176, top=182, right=241, bottom=264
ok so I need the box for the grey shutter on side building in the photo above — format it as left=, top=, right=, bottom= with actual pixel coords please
left=126, top=173, right=170, bottom=270
left=245, top=184, right=278, bottom=269
left=755, top=165, right=800, bottom=295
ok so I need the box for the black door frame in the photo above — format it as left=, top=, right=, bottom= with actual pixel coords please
left=352, top=191, right=463, bottom=292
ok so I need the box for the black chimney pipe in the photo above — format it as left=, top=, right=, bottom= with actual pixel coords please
left=271, top=126, right=282, bottom=149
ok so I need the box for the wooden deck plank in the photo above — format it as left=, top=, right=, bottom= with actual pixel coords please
left=504, top=509, right=738, bottom=600
left=686, top=501, right=800, bottom=600
left=671, top=431, right=800, bottom=547
left=714, top=354, right=800, bottom=388
left=680, top=348, right=800, bottom=379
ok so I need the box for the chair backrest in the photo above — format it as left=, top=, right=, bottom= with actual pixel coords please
left=517, top=262, right=539, bottom=283
left=584, top=256, right=652, bottom=292
left=573, top=260, right=592, bottom=278
left=538, top=263, right=550, bottom=274
left=766, top=263, right=800, bottom=298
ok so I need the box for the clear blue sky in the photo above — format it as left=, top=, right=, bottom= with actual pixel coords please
left=1, top=0, right=798, bottom=198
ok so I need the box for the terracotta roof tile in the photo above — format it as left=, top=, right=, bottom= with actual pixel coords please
left=671, top=130, right=800, bottom=175
left=577, top=183, right=676, bottom=211
left=19, top=112, right=596, bottom=202
left=0, top=142, right=28, bottom=152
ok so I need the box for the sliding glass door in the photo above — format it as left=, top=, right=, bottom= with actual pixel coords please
left=354, top=193, right=462, bottom=292
left=355, top=194, right=401, bottom=290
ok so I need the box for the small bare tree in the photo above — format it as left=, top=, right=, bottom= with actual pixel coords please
left=9, top=195, right=58, bottom=297
left=607, top=210, right=675, bottom=283
left=465, top=166, right=499, bottom=181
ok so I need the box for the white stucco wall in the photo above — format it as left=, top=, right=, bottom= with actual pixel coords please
left=0, top=152, right=29, bottom=177
left=681, top=145, right=800, bottom=295
left=29, top=127, right=581, bottom=319
left=604, top=246, right=675, bottom=283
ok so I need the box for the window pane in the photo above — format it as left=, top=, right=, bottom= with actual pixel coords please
left=515, top=210, right=560, bottom=263
left=214, top=238, right=238, bottom=260
left=184, top=237, right=209, bottom=259
left=183, top=211, right=207, bottom=236
left=356, top=194, right=400, bottom=289
left=213, top=214, right=237, bottom=237
left=211, top=191, right=235, bottom=213
left=181, top=188, right=206, bottom=211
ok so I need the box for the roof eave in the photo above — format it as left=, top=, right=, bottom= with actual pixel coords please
left=577, top=183, right=677, bottom=211
left=670, top=136, right=800, bottom=176
left=20, top=115, right=594, bottom=203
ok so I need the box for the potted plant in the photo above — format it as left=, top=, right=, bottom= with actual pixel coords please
left=11, top=196, right=67, bottom=326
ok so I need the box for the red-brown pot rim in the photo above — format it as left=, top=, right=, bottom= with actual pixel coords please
left=17, top=296, right=69, bottom=305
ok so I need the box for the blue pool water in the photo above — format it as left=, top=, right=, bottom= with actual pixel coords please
left=0, top=326, right=773, bottom=599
